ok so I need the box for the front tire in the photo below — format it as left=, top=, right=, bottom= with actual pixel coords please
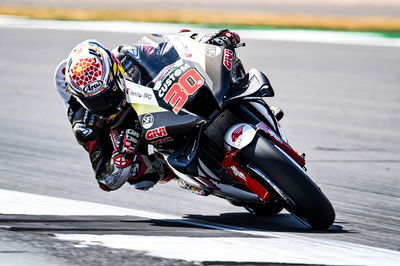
left=239, top=134, right=335, bottom=230
left=243, top=198, right=284, bottom=216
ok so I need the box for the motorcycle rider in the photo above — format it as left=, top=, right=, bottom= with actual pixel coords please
left=54, top=29, right=244, bottom=192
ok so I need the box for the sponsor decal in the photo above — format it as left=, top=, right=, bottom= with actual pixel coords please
left=128, top=89, right=153, bottom=101
left=83, top=80, right=104, bottom=96
left=230, top=166, right=247, bottom=181
left=231, top=125, right=244, bottom=142
left=162, top=67, right=205, bottom=114
left=223, top=49, right=234, bottom=70
left=113, top=154, right=131, bottom=168
left=150, top=136, right=173, bottom=145
left=158, top=63, right=191, bottom=98
left=142, top=113, right=155, bottom=129
left=206, top=46, right=221, bottom=57
left=155, top=63, right=178, bottom=83
left=145, top=126, right=168, bottom=140
left=125, top=81, right=158, bottom=106
left=106, top=168, right=124, bottom=187
left=155, top=61, right=205, bottom=114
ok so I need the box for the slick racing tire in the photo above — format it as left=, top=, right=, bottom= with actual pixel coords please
left=239, top=134, right=335, bottom=230
left=230, top=198, right=283, bottom=216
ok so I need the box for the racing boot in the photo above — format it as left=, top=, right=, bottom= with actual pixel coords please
left=127, top=155, right=175, bottom=190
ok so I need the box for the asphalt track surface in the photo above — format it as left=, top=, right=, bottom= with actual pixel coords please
left=0, top=24, right=399, bottom=265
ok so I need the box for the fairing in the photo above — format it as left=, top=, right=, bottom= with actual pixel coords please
left=224, top=123, right=257, bottom=150
left=124, top=33, right=298, bottom=200
left=124, top=34, right=234, bottom=118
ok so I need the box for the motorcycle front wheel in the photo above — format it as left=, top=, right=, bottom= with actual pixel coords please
left=239, top=134, right=335, bottom=230
left=243, top=198, right=284, bottom=216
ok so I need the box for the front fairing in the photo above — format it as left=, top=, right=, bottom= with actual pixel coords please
left=125, top=34, right=234, bottom=118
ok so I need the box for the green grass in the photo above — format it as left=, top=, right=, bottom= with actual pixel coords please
left=1, top=7, right=400, bottom=33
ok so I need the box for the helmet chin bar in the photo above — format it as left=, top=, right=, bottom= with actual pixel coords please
left=109, top=106, right=134, bottom=129
left=103, top=100, right=125, bottom=120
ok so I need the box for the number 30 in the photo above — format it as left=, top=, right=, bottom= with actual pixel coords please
left=163, top=69, right=204, bottom=114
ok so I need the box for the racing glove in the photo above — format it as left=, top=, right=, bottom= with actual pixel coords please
left=110, top=128, right=141, bottom=158
left=208, top=29, right=241, bottom=47
left=118, top=129, right=140, bottom=156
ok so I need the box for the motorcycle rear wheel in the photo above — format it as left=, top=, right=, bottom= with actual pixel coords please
left=239, top=134, right=335, bottom=230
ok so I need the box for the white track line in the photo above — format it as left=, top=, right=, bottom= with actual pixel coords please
left=1, top=188, right=399, bottom=265
left=1, top=16, right=400, bottom=47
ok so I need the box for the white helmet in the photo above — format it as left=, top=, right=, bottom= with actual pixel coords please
left=66, top=40, right=126, bottom=118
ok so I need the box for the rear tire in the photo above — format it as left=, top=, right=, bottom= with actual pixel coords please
left=239, top=134, right=335, bottom=230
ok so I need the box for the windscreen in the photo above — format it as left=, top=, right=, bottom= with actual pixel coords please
left=130, top=34, right=181, bottom=81
left=125, top=34, right=223, bottom=116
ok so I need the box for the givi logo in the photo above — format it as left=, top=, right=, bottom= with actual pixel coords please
left=145, top=126, right=168, bottom=140
left=223, top=49, right=233, bottom=70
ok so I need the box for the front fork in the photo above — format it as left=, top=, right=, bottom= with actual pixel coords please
left=221, top=121, right=305, bottom=202
left=221, top=148, right=271, bottom=201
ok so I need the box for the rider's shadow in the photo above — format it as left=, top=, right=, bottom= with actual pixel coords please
left=0, top=213, right=348, bottom=236
left=182, top=212, right=347, bottom=234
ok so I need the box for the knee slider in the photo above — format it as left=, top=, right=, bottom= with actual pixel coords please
left=96, top=156, right=132, bottom=191
left=98, top=182, right=111, bottom=192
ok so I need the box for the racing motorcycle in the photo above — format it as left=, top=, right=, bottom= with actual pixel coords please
left=125, top=33, right=335, bottom=230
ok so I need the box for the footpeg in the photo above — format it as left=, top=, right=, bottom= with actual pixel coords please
left=178, top=179, right=209, bottom=196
